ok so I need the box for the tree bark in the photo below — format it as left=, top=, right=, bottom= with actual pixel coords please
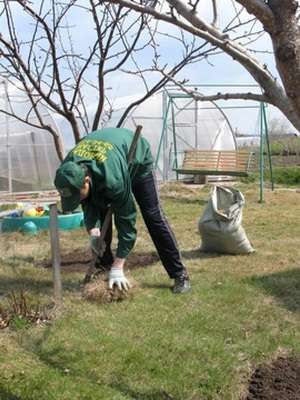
left=52, top=132, right=65, bottom=162
left=236, top=0, right=275, bottom=32
left=267, top=1, right=300, bottom=125
left=68, top=114, right=81, bottom=144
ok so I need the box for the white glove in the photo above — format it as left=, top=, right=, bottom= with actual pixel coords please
left=108, top=267, right=131, bottom=291
left=89, top=228, right=101, bottom=255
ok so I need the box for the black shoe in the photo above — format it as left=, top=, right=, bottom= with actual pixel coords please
left=173, top=276, right=191, bottom=294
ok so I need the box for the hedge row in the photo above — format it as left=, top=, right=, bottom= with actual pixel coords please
left=242, top=166, right=300, bottom=185
left=266, top=166, right=300, bottom=185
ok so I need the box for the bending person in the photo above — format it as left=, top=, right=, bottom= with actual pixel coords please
left=54, top=127, right=190, bottom=294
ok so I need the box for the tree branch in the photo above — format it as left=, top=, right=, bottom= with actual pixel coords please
left=117, top=42, right=212, bottom=126
left=211, top=0, right=218, bottom=27
left=235, top=0, right=276, bottom=33
left=0, top=35, right=65, bottom=117
left=16, top=0, right=70, bottom=113
left=167, top=0, right=227, bottom=40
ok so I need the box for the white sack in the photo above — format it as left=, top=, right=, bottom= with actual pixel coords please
left=199, top=185, right=254, bottom=254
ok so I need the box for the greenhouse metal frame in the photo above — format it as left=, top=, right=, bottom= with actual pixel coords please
left=0, top=78, right=63, bottom=194
left=154, top=84, right=274, bottom=203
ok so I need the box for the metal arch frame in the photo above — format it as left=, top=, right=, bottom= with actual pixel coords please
left=155, top=84, right=274, bottom=203
left=0, top=78, right=64, bottom=194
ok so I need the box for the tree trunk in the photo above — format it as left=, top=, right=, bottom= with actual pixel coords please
left=51, top=131, right=65, bottom=162
left=68, top=114, right=81, bottom=144
left=272, top=94, right=300, bottom=132
left=268, top=1, right=300, bottom=126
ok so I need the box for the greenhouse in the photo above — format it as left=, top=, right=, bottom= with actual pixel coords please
left=0, top=81, right=270, bottom=194
left=119, top=87, right=238, bottom=181
left=0, top=79, right=62, bottom=193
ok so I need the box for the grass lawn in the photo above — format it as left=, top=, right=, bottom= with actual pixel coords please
left=0, top=182, right=300, bottom=400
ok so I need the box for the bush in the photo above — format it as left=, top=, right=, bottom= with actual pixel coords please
left=240, top=137, right=300, bottom=156
left=266, top=167, right=300, bottom=185
left=269, top=141, right=286, bottom=155
left=240, top=173, right=259, bottom=184
left=240, top=167, right=300, bottom=186
left=269, top=137, right=300, bottom=156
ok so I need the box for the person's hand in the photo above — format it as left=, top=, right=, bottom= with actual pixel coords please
left=89, top=227, right=101, bottom=255
left=108, top=267, right=131, bottom=291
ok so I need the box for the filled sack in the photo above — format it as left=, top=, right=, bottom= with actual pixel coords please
left=199, top=185, right=254, bottom=254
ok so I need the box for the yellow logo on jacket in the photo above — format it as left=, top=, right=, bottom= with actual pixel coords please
left=72, top=140, right=113, bottom=162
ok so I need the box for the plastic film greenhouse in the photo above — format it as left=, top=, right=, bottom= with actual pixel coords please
left=0, top=80, right=62, bottom=193
left=1, top=82, right=254, bottom=193
left=120, top=87, right=237, bottom=181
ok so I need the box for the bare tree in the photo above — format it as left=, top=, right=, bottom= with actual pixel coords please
left=103, top=0, right=300, bottom=133
left=0, top=0, right=216, bottom=161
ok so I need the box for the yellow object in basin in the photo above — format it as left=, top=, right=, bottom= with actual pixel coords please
left=23, top=208, right=38, bottom=217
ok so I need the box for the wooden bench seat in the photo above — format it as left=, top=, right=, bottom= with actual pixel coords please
left=174, top=150, right=255, bottom=177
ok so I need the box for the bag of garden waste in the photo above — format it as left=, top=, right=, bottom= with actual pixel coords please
left=199, top=185, right=254, bottom=254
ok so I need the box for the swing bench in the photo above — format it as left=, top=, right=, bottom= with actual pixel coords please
left=174, top=149, right=255, bottom=177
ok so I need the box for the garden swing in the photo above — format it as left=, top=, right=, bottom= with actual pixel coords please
left=169, top=94, right=259, bottom=179
left=165, top=91, right=274, bottom=202
left=174, top=148, right=255, bottom=177
left=149, top=84, right=274, bottom=202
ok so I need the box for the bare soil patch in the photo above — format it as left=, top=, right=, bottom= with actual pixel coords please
left=41, top=249, right=159, bottom=273
left=244, top=356, right=300, bottom=400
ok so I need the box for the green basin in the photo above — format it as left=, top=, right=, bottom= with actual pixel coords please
left=1, top=212, right=84, bottom=233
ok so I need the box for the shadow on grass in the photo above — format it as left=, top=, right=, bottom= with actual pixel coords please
left=163, top=196, right=208, bottom=206
left=0, top=388, right=22, bottom=400
left=2, top=255, right=35, bottom=264
left=141, top=282, right=171, bottom=290
left=0, top=276, right=80, bottom=297
left=25, top=335, right=178, bottom=400
left=181, top=248, right=223, bottom=260
left=0, top=255, right=36, bottom=272
left=22, top=325, right=85, bottom=377
left=21, top=324, right=180, bottom=399
left=110, top=381, right=178, bottom=400
left=249, top=268, right=300, bottom=312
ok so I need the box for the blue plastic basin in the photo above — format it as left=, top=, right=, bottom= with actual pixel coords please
left=1, top=211, right=84, bottom=233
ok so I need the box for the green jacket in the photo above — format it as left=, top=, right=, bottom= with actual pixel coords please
left=64, top=128, right=153, bottom=258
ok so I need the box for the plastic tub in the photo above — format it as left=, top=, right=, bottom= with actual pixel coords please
left=1, top=211, right=84, bottom=233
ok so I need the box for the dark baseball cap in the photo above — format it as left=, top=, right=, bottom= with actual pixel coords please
left=54, top=161, right=85, bottom=212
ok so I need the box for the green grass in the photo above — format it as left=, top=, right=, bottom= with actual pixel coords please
left=266, top=166, right=300, bottom=185
left=1, top=183, right=300, bottom=399
left=241, top=166, right=300, bottom=186
left=0, top=204, right=17, bottom=212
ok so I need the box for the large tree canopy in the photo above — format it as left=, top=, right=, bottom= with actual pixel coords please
left=0, top=0, right=210, bottom=159
left=1, top=0, right=300, bottom=162
left=106, top=0, right=300, bottom=132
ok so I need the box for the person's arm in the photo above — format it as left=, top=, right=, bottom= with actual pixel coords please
left=80, top=201, right=102, bottom=256
left=105, top=172, right=136, bottom=291
left=105, top=164, right=137, bottom=259
left=81, top=201, right=100, bottom=232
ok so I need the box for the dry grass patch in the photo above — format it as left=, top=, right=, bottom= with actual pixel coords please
left=0, top=289, right=52, bottom=330
left=82, top=275, right=139, bottom=304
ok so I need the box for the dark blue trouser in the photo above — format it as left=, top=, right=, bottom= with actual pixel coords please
left=96, top=171, right=187, bottom=279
